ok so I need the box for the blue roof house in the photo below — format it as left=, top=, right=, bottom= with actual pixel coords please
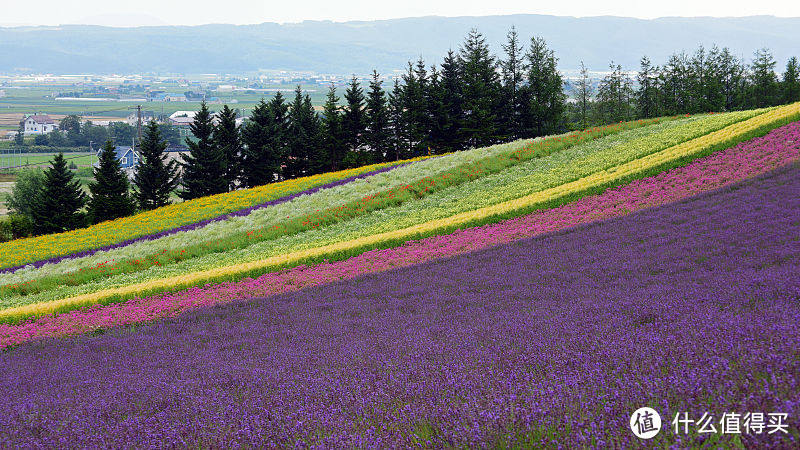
left=94, top=145, right=141, bottom=178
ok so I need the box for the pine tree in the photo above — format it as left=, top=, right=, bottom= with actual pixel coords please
left=342, top=76, right=367, bottom=158
left=438, top=50, right=465, bottom=152
left=782, top=56, right=800, bottom=104
left=525, top=36, right=566, bottom=136
left=87, top=140, right=136, bottom=224
left=268, top=92, right=290, bottom=166
left=133, top=120, right=180, bottom=210
left=658, top=52, right=690, bottom=115
left=459, top=29, right=500, bottom=147
left=499, top=26, right=526, bottom=140
left=214, top=105, right=242, bottom=191
left=636, top=56, right=658, bottom=118
left=717, top=48, right=746, bottom=111
left=387, top=79, right=406, bottom=161
left=749, top=48, right=779, bottom=108
left=286, top=86, right=321, bottom=178
left=320, top=84, right=345, bottom=171
left=401, top=60, right=429, bottom=157
left=179, top=101, right=227, bottom=200
left=241, top=99, right=281, bottom=187
left=31, top=153, right=87, bottom=234
left=596, top=63, right=633, bottom=124
left=365, top=70, right=390, bottom=162
left=574, top=61, right=593, bottom=129
left=701, top=46, right=726, bottom=112
left=426, top=65, right=447, bottom=155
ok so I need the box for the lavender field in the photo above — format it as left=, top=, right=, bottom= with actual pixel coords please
left=1, top=162, right=798, bottom=447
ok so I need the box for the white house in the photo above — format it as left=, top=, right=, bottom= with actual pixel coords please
left=23, top=115, right=58, bottom=135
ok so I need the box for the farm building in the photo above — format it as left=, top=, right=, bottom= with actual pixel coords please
left=164, top=93, right=187, bottom=102
left=163, top=145, right=190, bottom=172
left=127, top=111, right=157, bottom=126
left=23, top=115, right=58, bottom=135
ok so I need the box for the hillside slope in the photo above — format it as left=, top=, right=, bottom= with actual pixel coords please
left=1, top=160, right=797, bottom=447
left=0, top=105, right=798, bottom=332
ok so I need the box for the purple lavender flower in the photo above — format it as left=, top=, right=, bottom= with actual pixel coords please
left=0, top=162, right=797, bottom=447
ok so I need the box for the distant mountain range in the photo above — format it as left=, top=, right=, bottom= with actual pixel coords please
left=1, top=15, right=799, bottom=75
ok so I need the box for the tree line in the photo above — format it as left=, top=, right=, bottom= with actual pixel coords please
left=573, top=47, right=800, bottom=127
left=3, top=28, right=800, bottom=240
left=178, top=29, right=800, bottom=199
left=175, top=27, right=568, bottom=202
left=2, top=120, right=182, bottom=239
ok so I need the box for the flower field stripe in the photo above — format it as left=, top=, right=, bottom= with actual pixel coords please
left=0, top=109, right=774, bottom=315
left=0, top=159, right=424, bottom=271
left=1, top=104, right=795, bottom=323
left=1, top=119, right=798, bottom=346
left=0, top=117, right=670, bottom=293
left=1, top=146, right=798, bottom=447
left=0, top=162, right=412, bottom=275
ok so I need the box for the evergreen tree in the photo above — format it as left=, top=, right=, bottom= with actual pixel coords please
left=398, top=59, right=430, bottom=157
left=718, top=47, right=747, bottom=111
left=658, top=52, right=690, bottom=115
left=499, top=26, right=527, bottom=140
left=87, top=140, right=136, bottom=224
left=241, top=99, right=281, bottom=187
left=701, top=46, right=727, bottom=111
left=387, top=79, right=406, bottom=161
left=268, top=92, right=290, bottom=160
left=596, top=62, right=634, bottom=124
left=342, top=76, right=367, bottom=157
left=426, top=65, right=448, bottom=155
left=320, top=84, right=345, bottom=171
left=782, top=56, right=800, bottom=104
left=459, top=29, right=500, bottom=148
left=179, top=101, right=227, bottom=200
left=364, top=70, right=391, bottom=162
left=31, top=153, right=86, bottom=234
left=685, top=46, right=725, bottom=113
left=636, top=56, right=658, bottom=118
left=133, top=120, right=180, bottom=210
left=574, top=61, right=593, bottom=129
left=214, top=105, right=242, bottom=191
left=749, top=48, right=779, bottom=108
left=438, top=50, right=465, bottom=152
left=286, top=86, right=321, bottom=177
left=525, top=36, right=566, bottom=136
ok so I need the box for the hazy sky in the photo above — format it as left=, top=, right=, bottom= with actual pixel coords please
left=2, top=0, right=797, bottom=27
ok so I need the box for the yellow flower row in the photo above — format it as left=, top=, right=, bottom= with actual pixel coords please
left=3, top=103, right=797, bottom=323
left=0, top=158, right=427, bottom=270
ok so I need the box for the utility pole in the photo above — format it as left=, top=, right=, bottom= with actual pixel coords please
left=137, top=104, right=142, bottom=146
left=129, top=104, right=143, bottom=148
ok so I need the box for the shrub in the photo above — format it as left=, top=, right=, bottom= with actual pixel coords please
left=0, top=214, right=33, bottom=242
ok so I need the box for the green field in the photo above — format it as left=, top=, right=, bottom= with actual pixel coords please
left=0, top=81, right=328, bottom=132
left=0, top=152, right=96, bottom=170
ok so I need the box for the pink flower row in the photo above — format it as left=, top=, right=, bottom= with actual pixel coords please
left=2, top=122, right=799, bottom=348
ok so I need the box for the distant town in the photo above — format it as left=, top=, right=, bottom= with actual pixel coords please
left=0, top=71, right=413, bottom=140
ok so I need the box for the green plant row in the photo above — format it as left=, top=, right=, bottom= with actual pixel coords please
left=0, top=111, right=761, bottom=311
left=0, top=118, right=667, bottom=292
